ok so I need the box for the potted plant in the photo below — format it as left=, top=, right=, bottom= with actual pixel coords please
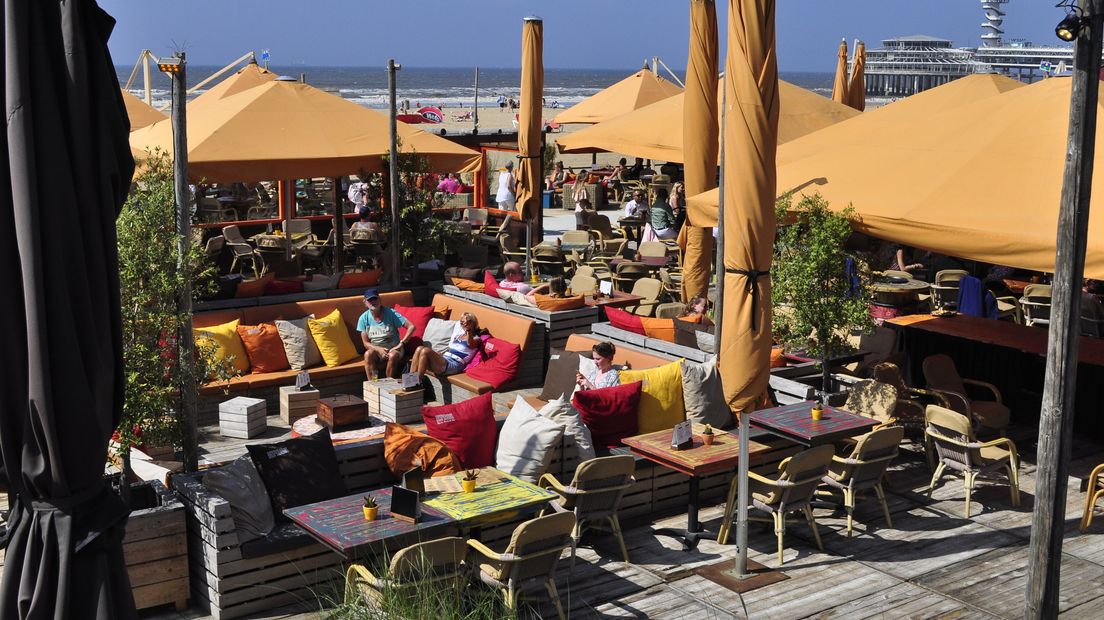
left=363, top=495, right=379, bottom=521
left=772, top=194, right=873, bottom=398
left=701, top=424, right=715, bottom=446
left=811, top=401, right=824, bottom=421
left=461, top=469, right=480, bottom=493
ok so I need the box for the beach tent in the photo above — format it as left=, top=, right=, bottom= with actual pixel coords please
left=130, top=78, right=481, bottom=182
left=688, top=75, right=1104, bottom=278
left=552, top=68, right=682, bottom=125
left=122, top=88, right=166, bottom=130
left=0, top=1, right=137, bottom=617
left=556, top=80, right=858, bottom=161
left=687, top=73, right=1026, bottom=225
left=190, top=59, right=277, bottom=106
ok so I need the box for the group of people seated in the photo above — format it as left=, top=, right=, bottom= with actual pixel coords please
left=619, top=185, right=686, bottom=240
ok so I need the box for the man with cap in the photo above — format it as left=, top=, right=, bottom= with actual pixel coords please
left=357, top=288, right=415, bottom=379
left=496, top=160, right=515, bottom=210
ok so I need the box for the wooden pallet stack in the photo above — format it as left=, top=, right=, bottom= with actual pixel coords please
left=218, top=397, right=266, bottom=439
left=363, top=379, right=423, bottom=424
left=278, top=386, right=319, bottom=424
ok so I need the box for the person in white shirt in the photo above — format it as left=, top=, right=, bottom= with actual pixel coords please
left=623, top=189, right=648, bottom=218
left=347, top=179, right=369, bottom=207
left=496, top=160, right=515, bottom=210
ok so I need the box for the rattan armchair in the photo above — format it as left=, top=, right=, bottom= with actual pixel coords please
left=922, top=353, right=1010, bottom=434
left=1080, top=463, right=1104, bottom=532
left=539, top=455, right=635, bottom=568
left=467, top=512, right=575, bottom=620
left=628, top=277, right=663, bottom=316
left=925, top=405, right=1020, bottom=517
left=820, top=426, right=903, bottom=536
left=344, top=537, right=468, bottom=607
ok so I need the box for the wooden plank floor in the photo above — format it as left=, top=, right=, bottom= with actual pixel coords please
left=2, top=402, right=1091, bottom=619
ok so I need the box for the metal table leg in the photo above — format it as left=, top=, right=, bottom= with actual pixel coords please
left=654, top=475, right=717, bottom=551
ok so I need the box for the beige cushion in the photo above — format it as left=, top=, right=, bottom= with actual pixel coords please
left=497, top=288, right=536, bottom=307
left=538, top=397, right=595, bottom=462
left=681, top=357, right=731, bottom=429
left=496, top=398, right=564, bottom=482
left=274, top=316, right=323, bottom=370
left=423, top=319, right=458, bottom=355
left=302, top=273, right=341, bottom=292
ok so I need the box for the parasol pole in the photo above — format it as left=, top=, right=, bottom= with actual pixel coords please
left=388, top=58, right=402, bottom=287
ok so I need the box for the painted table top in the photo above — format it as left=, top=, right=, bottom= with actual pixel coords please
left=748, top=401, right=878, bottom=446
left=622, top=423, right=772, bottom=477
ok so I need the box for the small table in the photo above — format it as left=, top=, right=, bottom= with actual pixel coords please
left=584, top=291, right=643, bottom=309
left=283, top=487, right=455, bottom=559
left=748, top=401, right=879, bottom=447
left=423, top=470, right=557, bottom=528
left=618, top=216, right=646, bottom=242
left=622, top=424, right=772, bottom=550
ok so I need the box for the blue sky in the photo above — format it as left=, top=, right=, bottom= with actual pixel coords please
left=102, top=0, right=1063, bottom=72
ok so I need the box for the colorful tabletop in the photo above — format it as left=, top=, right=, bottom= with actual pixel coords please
left=622, top=423, right=772, bottom=477
left=748, top=401, right=879, bottom=447
left=290, top=414, right=389, bottom=445
left=423, top=470, right=557, bottom=527
left=283, top=487, right=455, bottom=558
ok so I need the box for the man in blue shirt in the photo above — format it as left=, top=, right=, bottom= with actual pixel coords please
left=357, top=288, right=414, bottom=379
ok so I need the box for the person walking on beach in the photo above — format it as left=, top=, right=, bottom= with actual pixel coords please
left=496, top=160, right=516, bottom=210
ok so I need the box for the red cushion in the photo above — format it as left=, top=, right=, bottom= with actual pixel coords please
left=264, top=279, right=304, bottom=296
left=422, top=392, right=497, bottom=468
left=483, top=271, right=501, bottom=300
left=605, top=306, right=646, bottom=335
left=465, top=337, right=521, bottom=389
left=394, top=304, right=434, bottom=339
left=572, top=381, right=642, bottom=448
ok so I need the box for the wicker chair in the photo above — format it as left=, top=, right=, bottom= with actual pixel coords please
left=539, top=455, right=635, bottom=568
left=1080, top=463, right=1104, bottom=532
left=467, top=512, right=575, bottom=620
left=344, top=537, right=468, bottom=607
left=612, top=261, right=649, bottom=293
left=925, top=405, right=1020, bottom=517
left=929, top=269, right=968, bottom=312
left=1020, top=283, right=1052, bottom=327
left=654, top=302, right=686, bottom=319
left=570, top=274, right=598, bottom=296
left=820, top=426, right=903, bottom=537
left=922, top=353, right=1010, bottom=434
left=718, top=445, right=835, bottom=564
left=221, top=225, right=259, bottom=278
left=628, top=277, right=663, bottom=317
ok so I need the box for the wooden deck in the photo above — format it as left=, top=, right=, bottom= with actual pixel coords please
left=128, top=406, right=1104, bottom=620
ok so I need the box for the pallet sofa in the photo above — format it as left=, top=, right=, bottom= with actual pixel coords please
left=442, top=283, right=603, bottom=352
left=194, top=292, right=414, bottom=425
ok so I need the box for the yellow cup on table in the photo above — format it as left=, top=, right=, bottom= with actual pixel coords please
left=811, top=403, right=824, bottom=421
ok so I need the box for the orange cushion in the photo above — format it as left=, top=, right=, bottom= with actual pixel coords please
left=433, top=304, right=452, bottom=319
left=677, top=314, right=704, bottom=324
left=533, top=294, right=586, bottom=312
left=235, top=273, right=275, bottom=298
left=452, top=279, right=485, bottom=293
left=236, top=323, right=291, bottom=374
left=338, top=268, right=382, bottom=290
left=383, top=423, right=461, bottom=479
left=640, top=316, right=677, bottom=343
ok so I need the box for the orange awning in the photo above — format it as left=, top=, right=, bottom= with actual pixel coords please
left=130, top=79, right=481, bottom=183
left=552, top=68, right=682, bottom=125
left=191, top=60, right=277, bottom=106
left=556, top=80, right=857, bottom=161
left=121, top=89, right=166, bottom=131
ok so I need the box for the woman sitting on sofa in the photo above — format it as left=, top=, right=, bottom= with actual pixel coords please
left=575, top=341, right=620, bottom=390
left=409, top=312, right=483, bottom=381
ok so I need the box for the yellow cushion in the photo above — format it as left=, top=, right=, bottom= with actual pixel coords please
left=194, top=318, right=250, bottom=375
left=619, top=360, right=685, bottom=434
left=308, top=309, right=359, bottom=367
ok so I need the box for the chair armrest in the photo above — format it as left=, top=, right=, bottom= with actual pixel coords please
left=905, top=385, right=950, bottom=408
left=931, top=389, right=971, bottom=415
left=346, top=564, right=388, bottom=591
left=962, top=378, right=1002, bottom=403
left=466, top=539, right=513, bottom=563
left=538, top=473, right=571, bottom=496
left=977, top=437, right=1018, bottom=459
left=775, top=457, right=791, bottom=472
left=749, top=470, right=777, bottom=485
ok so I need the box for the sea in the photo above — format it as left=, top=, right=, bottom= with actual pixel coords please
left=117, top=65, right=835, bottom=111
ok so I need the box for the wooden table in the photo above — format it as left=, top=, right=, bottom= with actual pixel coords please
left=423, top=469, right=557, bottom=528
left=283, top=487, right=455, bottom=559
left=618, top=216, right=646, bottom=242
left=583, top=291, right=643, bottom=310
left=623, top=424, right=771, bottom=550
left=748, top=401, right=879, bottom=447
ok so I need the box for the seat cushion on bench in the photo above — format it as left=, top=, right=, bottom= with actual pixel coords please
left=446, top=372, right=495, bottom=395
left=564, top=334, right=666, bottom=371
left=238, top=522, right=316, bottom=559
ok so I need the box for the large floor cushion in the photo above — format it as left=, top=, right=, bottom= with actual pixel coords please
left=422, top=392, right=497, bottom=469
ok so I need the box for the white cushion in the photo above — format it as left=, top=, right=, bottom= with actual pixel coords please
left=497, top=288, right=536, bottom=307
left=696, top=330, right=716, bottom=354
left=202, top=456, right=275, bottom=543
left=274, top=316, right=322, bottom=370
left=681, top=357, right=731, bottom=429
left=538, top=397, right=595, bottom=462
left=496, top=398, right=564, bottom=482
left=422, top=319, right=458, bottom=355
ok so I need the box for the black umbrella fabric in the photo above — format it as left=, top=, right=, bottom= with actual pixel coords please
left=0, top=1, right=136, bottom=618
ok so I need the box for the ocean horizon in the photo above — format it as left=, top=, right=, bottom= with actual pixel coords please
left=118, top=65, right=835, bottom=111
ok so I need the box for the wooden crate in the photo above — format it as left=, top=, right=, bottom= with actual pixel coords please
left=363, top=378, right=400, bottom=415
left=124, top=479, right=189, bottom=612
left=278, top=386, right=319, bottom=424
left=218, top=397, right=266, bottom=439
left=317, top=394, right=368, bottom=431
left=378, top=385, right=424, bottom=425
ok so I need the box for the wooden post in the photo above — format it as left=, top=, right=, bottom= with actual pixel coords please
left=168, top=52, right=198, bottom=473
left=473, top=67, right=479, bottom=132
left=387, top=59, right=402, bottom=288
left=332, top=177, right=345, bottom=274
left=1025, top=1, right=1103, bottom=617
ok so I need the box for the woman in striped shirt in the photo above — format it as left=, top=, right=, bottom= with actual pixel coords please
left=409, top=312, right=483, bottom=380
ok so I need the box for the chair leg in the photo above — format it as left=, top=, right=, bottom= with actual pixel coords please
left=803, top=506, right=824, bottom=551
left=718, top=480, right=739, bottom=545
left=875, top=483, right=893, bottom=529
left=504, top=585, right=517, bottom=610
left=926, top=462, right=947, bottom=498
left=844, top=489, right=855, bottom=538
left=964, top=471, right=975, bottom=518
left=774, top=511, right=785, bottom=565
left=1007, top=462, right=1021, bottom=507
left=610, top=515, right=630, bottom=563
left=1082, top=490, right=1104, bottom=532
left=547, top=580, right=566, bottom=620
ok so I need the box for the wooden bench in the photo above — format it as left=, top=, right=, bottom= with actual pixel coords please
left=590, top=321, right=712, bottom=363
left=194, top=292, right=414, bottom=425
left=443, top=284, right=602, bottom=352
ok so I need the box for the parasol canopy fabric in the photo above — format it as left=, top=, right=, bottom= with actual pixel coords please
left=552, top=68, right=682, bottom=125
left=681, top=0, right=720, bottom=302
left=846, top=41, right=866, bottom=112
left=190, top=60, right=277, bottom=106
left=130, top=79, right=481, bottom=182
left=121, top=88, right=166, bottom=130
left=556, top=79, right=856, bottom=162
left=832, top=38, right=848, bottom=105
